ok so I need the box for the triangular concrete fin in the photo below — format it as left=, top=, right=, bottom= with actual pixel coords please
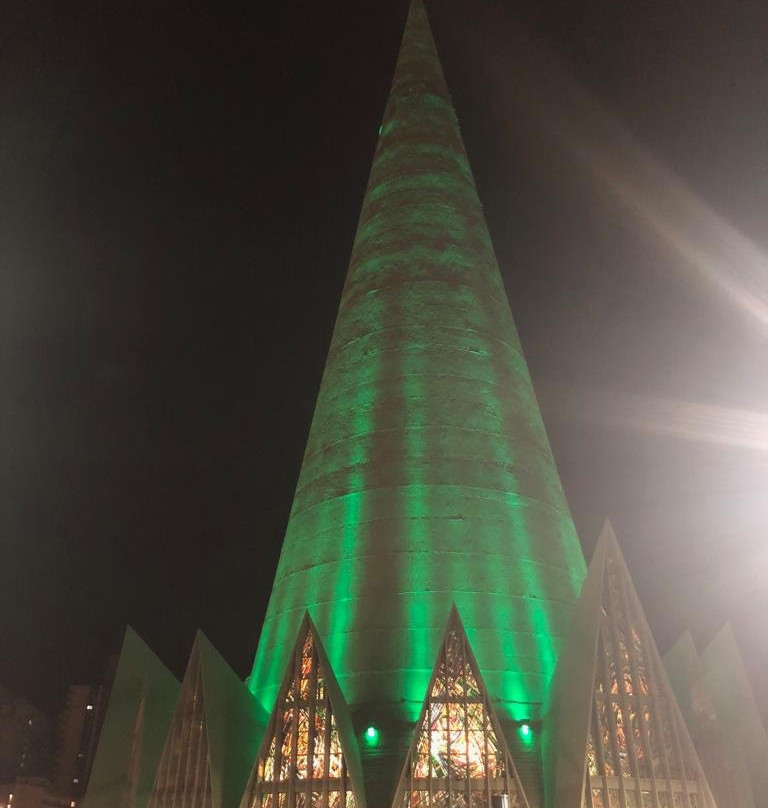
left=82, top=626, right=179, bottom=808
left=393, top=606, right=531, bottom=808
left=662, top=631, right=699, bottom=728
left=242, top=615, right=365, bottom=808
left=542, top=521, right=613, bottom=808
left=662, top=628, right=757, bottom=808
left=700, top=623, right=768, bottom=807
left=148, top=637, right=213, bottom=808
left=197, top=633, right=270, bottom=808
left=545, top=522, right=720, bottom=808
left=588, top=529, right=717, bottom=808
left=147, top=632, right=267, bottom=808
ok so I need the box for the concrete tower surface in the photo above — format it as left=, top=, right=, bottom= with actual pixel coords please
left=249, top=0, right=586, bottom=791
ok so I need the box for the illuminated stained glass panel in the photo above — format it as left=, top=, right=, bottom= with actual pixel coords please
left=395, top=612, right=528, bottom=808
left=147, top=647, right=212, bottom=808
left=587, top=555, right=716, bottom=808
left=249, top=626, right=356, bottom=808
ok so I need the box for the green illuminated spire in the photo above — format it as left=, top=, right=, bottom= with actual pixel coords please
left=250, top=0, right=585, bottom=799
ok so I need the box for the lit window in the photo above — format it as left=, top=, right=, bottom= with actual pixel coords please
left=86, top=705, right=93, bottom=711
left=586, top=554, right=714, bottom=808
left=250, top=627, right=357, bottom=808
left=397, top=613, right=527, bottom=807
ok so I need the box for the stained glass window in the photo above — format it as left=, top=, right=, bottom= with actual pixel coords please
left=148, top=647, right=212, bottom=808
left=248, top=628, right=357, bottom=808
left=587, top=555, right=715, bottom=808
left=395, top=613, right=528, bottom=808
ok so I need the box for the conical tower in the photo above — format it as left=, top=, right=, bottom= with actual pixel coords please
left=250, top=0, right=585, bottom=798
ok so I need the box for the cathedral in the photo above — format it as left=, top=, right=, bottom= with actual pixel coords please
left=81, top=3, right=768, bottom=808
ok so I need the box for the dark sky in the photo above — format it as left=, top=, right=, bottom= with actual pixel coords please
left=2, top=0, right=767, bottom=712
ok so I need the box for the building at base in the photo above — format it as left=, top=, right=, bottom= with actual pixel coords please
left=82, top=3, right=764, bottom=808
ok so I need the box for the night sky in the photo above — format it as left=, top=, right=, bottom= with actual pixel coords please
left=2, top=0, right=767, bottom=712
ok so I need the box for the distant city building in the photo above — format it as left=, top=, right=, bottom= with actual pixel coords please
left=52, top=682, right=112, bottom=807
left=0, top=670, right=113, bottom=808
left=0, top=778, right=69, bottom=808
left=0, top=696, right=51, bottom=782
left=0, top=692, right=59, bottom=808
left=80, top=2, right=767, bottom=808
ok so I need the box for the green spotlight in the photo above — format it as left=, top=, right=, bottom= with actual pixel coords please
left=364, top=725, right=380, bottom=746
left=519, top=721, right=532, bottom=738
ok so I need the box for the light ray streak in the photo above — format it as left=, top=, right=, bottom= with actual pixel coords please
left=476, top=20, right=768, bottom=331
left=544, top=382, right=768, bottom=452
